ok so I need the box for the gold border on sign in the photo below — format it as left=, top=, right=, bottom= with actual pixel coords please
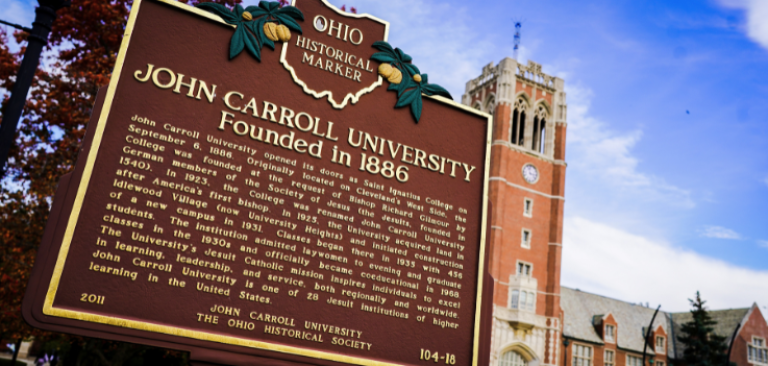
left=280, top=0, right=390, bottom=109
left=426, top=95, right=493, bottom=366
left=41, top=1, right=494, bottom=366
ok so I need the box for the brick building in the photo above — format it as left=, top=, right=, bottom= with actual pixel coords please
left=562, top=287, right=768, bottom=366
left=561, top=288, right=672, bottom=366
left=461, top=59, right=768, bottom=366
left=462, top=59, right=568, bottom=366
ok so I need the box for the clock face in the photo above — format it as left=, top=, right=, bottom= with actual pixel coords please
left=522, top=164, right=539, bottom=184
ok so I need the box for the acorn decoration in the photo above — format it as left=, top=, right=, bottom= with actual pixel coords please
left=388, top=68, right=402, bottom=84
left=276, top=24, right=291, bottom=42
left=371, top=41, right=453, bottom=123
left=196, top=2, right=305, bottom=61
left=264, top=22, right=291, bottom=42
left=378, top=63, right=402, bottom=84
left=378, top=63, right=393, bottom=77
left=264, top=22, right=279, bottom=41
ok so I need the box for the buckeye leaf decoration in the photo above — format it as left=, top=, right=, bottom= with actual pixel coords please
left=196, top=1, right=304, bottom=61
left=371, top=41, right=452, bottom=123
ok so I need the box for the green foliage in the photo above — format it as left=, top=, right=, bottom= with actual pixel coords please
left=371, top=41, right=452, bottom=123
left=196, top=1, right=304, bottom=60
left=678, top=291, right=729, bottom=366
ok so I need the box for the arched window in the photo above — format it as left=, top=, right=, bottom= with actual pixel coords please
left=486, top=97, right=496, bottom=116
left=499, top=350, right=527, bottom=366
left=532, top=105, right=547, bottom=153
left=511, top=98, right=527, bottom=146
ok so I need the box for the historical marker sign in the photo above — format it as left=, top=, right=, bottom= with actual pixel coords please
left=23, top=1, right=492, bottom=366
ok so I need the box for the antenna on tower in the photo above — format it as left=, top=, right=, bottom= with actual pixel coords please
left=513, top=20, right=522, bottom=61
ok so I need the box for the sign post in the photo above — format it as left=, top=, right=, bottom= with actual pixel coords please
left=24, top=1, right=493, bottom=365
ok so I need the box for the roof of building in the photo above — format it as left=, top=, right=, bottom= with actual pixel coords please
left=670, top=307, right=750, bottom=359
left=561, top=287, right=757, bottom=360
left=561, top=287, right=674, bottom=357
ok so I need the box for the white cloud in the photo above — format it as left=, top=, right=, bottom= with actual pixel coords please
left=718, top=0, right=768, bottom=51
left=763, top=176, right=768, bottom=187
left=758, top=240, right=768, bottom=248
left=565, top=84, right=695, bottom=209
left=330, top=0, right=512, bottom=99
left=700, top=225, right=743, bottom=240
left=562, top=217, right=768, bottom=312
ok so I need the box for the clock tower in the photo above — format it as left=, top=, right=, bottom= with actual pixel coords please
left=462, top=59, right=567, bottom=366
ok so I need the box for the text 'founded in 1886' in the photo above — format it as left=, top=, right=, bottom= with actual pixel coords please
left=25, top=1, right=492, bottom=366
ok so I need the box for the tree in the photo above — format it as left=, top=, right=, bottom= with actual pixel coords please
left=0, top=0, right=237, bottom=363
left=678, top=291, right=729, bottom=366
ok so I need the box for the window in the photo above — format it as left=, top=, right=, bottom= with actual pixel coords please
left=511, top=98, right=527, bottom=146
left=532, top=105, right=548, bottom=154
left=523, top=198, right=533, bottom=217
left=655, top=336, right=665, bottom=354
left=517, top=261, right=532, bottom=276
left=524, top=291, right=534, bottom=310
left=572, top=344, right=592, bottom=366
left=521, top=229, right=531, bottom=248
left=509, top=289, right=535, bottom=311
left=749, top=337, right=768, bottom=364
left=499, top=350, right=527, bottom=366
left=627, top=355, right=642, bottom=366
left=605, top=324, right=616, bottom=343
left=656, top=362, right=664, bottom=366
left=604, top=350, right=615, bottom=366
left=509, top=262, right=534, bottom=310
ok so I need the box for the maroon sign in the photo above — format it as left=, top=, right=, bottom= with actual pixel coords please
left=23, top=1, right=493, bottom=366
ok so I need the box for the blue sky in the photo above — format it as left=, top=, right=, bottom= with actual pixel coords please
left=320, top=0, right=768, bottom=312
left=2, top=0, right=767, bottom=312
